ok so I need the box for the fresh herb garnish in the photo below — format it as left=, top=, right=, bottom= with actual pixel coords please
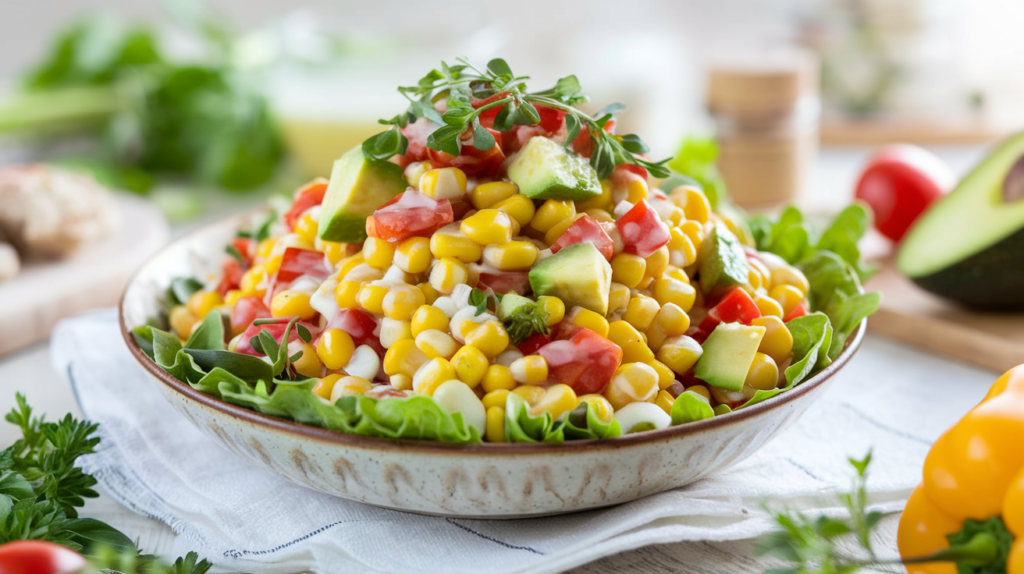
left=0, top=394, right=212, bottom=573
left=224, top=244, right=244, bottom=263
left=502, top=302, right=550, bottom=346
left=362, top=58, right=671, bottom=179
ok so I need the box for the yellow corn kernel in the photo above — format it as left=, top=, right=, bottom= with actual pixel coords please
left=584, top=208, right=614, bottom=223
left=644, top=246, right=670, bottom=279
left=404, top=161, right=432, bottom=188
left=746, top=352, right=779, bottom=391
left=754, top=295, right=784, bottom=318
left=604, top=362, right=659, bottom=410
left=464, top=320, right=509, bottom=358
left=379, top=318, right=412, bottom=349
left=769, top=284, right=805, bottom=317
left=485, top=406, right=507, bottom=442
left=391, top=374, right=413, bottom=391
left=430, top=231, right=482, bottom=263
left=169, top=306, right=199, bottom=340
left=415, top=329, right=459, bottom=360
left=239, top=264, right=266, bottom=296
left=295, top=212, right=319, bottom=245
left=670, top=187, right=711, bottom=224
left=751, top=316, right=794, bottom=364
left=417, top=282, right=439, bottom=304
left=409, top=305, right=448, bottom=337
left=577, top=179, right=613, bottom=211
left=223, top=289, right=243, bottom=307
left=483, top=388, right=511, bottom=409
left=187, top=290, right=223, bottom=319
left=748, top=257, right=771, bottom=284
left=334, top=280, right=361, bottom=309
left=679, top=220, right=704, bottom=246
left=428, top=257, right=469, bottom=294
left=256, top=237, right=277, bottom=259
left=335, top=253, right=365, bottom=278
left=271, top=290, right=316, bottom=320
left=665, top=267, right=690, bottom=284
left=688, top=384, right=712, bottom=401
left=625, top=178, right=649, bottom=204
left=568, top=307, right=610, bottom=337
left=291, top=342, right=322, bottom=378
left=608, top=282, right=631, bottom=315
left=330, top=376, right=374, bottom=401
left=645, top=320, right=668, bottom=352
left=316, top=328, right=355, bottom=370
left=607, top=321, right=655, bottom=364
left=512, top=384, right=546, bottom=405
left=657, top=336, right=703, bottom=375
left=770, top=266, right=810, bottom=297
left=531, top=384, right=578, bottom=419
left=510, top=355, right=549, bottom=384
left=655, top=303, right=690, bottom=337
left=482, top=241, right=539, bottom=271
left=611, top=253, right=646, bottom=289
left=655, top=390, right=675, bottom=415
left=312, top=373, right=343, bottom=400
left=356, top=283, right=388, bottom=314
left=384, top=338, right=429, bottom=377
left=652, top=277, right=696, bottom=312
left=382, top=285, right=426, bottom=321
left=530, top=199, right=575, bottom=234
left=264, top=254, right=283, bottom=275
left=492, top=194, right=536, bottom=228
left=623, top=295, right=660, bottom=332
left=361, top=237, right=396, bottom=270
left=543, top=217, right=576, bottom=246
left=747, top=268, right=764, bottom=291
left=319, top=241, right=344, bottom=266
left=394, top=237, right=432, bottom=274
left=451, top=345, right=488, bottom=387
left=537, top=296, right=565, bottom=326
left=412, top=357, right=457, bottom=396
left=481, top=364, right=516, bottom=393
left=419, top=167, right=467, bottom=200
left=648, top=359, right=676, bottom=390
left=576, top=394, right=615, bottom=423
left=470, top=181, right=517, bottom=209
left=460, top=209, right=514, bottom=245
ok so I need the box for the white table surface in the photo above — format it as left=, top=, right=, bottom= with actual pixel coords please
left=0, top=143, right=998, bottom=572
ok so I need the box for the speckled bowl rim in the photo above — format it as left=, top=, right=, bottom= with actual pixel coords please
left=119, top=212, right=866, bottom=455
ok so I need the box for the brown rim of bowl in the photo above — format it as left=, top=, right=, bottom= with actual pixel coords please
left=118, top=213, right=866, bottom=455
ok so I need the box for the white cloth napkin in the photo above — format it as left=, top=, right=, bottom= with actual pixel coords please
left=50, top=310, right=993, bottom=574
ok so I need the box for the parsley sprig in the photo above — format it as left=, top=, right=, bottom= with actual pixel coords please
left=362, top=58, right=671, bottom=179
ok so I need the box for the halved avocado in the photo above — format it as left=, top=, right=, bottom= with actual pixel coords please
left=897, top=131, right=1024, bottom=309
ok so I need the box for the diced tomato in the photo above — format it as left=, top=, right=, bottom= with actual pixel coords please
left=264, top=247, right=331, bottom=302
left=706, top=288, right=761, bottom=326
left=474, top=267, right=531, bottom=295
left=570, top=119, right=616, bottom=158
left=473, top=92, right=511, bottom=128
left=235, top=320, right=319, bottom=357
left=320, top=308, right=385, bottom=357
left=784, top=302, right=809, bottom=322
left=366, top=191, right=454, bottom=243
left=610, top=163, right=649, bottom=186
left=230, top=296, right=271, bottom=337
left=538, top=327, right=622, bottom=394
left=686, top=325, right=710, bottom=345
left=519, top=334, right=552, bottom=356
left=216, top=258, right=244, bottom=296
left=427, top=126, right=505, bottom=176
left=550, top=215, right=615, bottom=260
left=615, top=199, right=670, bottom=258
left=232, top=238, right=255, bottom=261
left=400, top=118, right=437, bottom=164
left=283, top=180, right=328, bottom=231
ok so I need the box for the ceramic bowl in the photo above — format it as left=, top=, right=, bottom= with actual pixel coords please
left=120, top=213, right=865, bottom=518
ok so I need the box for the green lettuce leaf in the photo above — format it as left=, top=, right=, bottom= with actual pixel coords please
left=800, top=251, right=880, bottom=360
left=562, top=402, right=621, bottom=440
left=504, top=393, right=564, bottom=443
left=670, top=391, right=715, bottom=425
left=183, top=310, right=225, bottom=351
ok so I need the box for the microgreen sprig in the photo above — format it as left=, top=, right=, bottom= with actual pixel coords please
left=362, top=58, right=671, bottom=179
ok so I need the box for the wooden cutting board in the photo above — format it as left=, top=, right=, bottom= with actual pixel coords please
left=0, top=195, right=169, bottom=356
left=864, top=262, right=1024, bottom=373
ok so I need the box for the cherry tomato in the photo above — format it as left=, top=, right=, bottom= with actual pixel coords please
left=230, top=296, right=271, bottom=337
left=551, top=215, right=615, bottom=261
left=615, top=200, right=670, bottom=258
left=0, top=540, right=87, bottom=574
left=854, top=144, right=954, bottom=242
left=366, top=191, right=454, bottom=243
left=283, top=180, right=328, bottom=231
left=234, top=319, right=319, bottom=357
left=538, top=327, right=622, bottom=395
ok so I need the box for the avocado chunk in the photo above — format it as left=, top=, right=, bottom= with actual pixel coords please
left=694, top=322, right=766, bottom=391
left=898, top=132, right=1024, bottom=309
left=529, top=243, right=611, bottom=315
left=697, top=225, right=749, bottom=294
left=317, top=147, right=407, bottom=243
left=507, top=136, right=602, bottom=201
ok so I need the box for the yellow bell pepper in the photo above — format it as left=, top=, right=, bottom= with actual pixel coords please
left=898, top=364, right=1024, bottom=573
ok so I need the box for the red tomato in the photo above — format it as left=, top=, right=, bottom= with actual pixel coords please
left=550, top=215, right=615, bottom=260
left=231, top=238, right=255, bottom=261
left=234, top=320, right=319, bottom=357
left=400, top=118, right=436, bottom=164
left=366, top=191, right=454, bottom=243
left=0, top=540, right=87, bottom=574
left=706, top=288, right=762, bottom=326
left=784, top=302, right=809, bottom=322
left=320, top=308, right=385, bottom=357
left=610, top=163, right=649, bottom=186
left=538, top=327, right=622, bottom=394
left=615, top=200, right=670, bottom=258
left=473, top=266, right=531, bottom=295
left=283, top=180, right=328, bottom=231
left=427, top=127, right=505, bottom=177
left=216, top=258, right=244, bottom=296
left=473, top=91, right=511, bottom=128
left=266, top=247, right=331, bottom=301
left=570, top=119, right=616, bottom=158
left=854, top=144, right=954, bottom=242
left=518, top=334, right=552, bottom=356
left=230, top=296, right=271, bottom=336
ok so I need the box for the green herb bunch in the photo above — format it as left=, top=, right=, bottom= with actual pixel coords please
left=362, top=58, right=671, bottom=179
left=0, top=394, right=211, bottom=573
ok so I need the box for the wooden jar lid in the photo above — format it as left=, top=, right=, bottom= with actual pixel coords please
left=707, top=47, right=819, bottom=118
